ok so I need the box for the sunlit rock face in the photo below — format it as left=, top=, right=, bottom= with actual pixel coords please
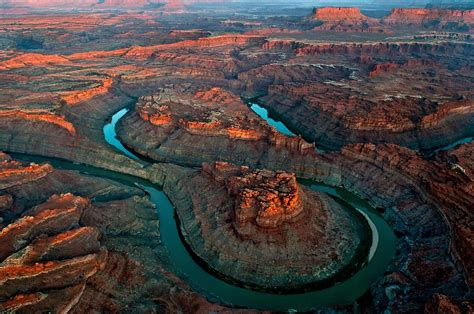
left=384, top=8, right=474, bottom=26
left=309, top=7, right=386, bottom=32
left=0, top=153, right=227, bottom=312
left=205, top=162, right=304, bottom=231
left=169, top=161, right=370, bottom=291
left=0, top=3, right=472, bottom=313
left=117, top=86, right=316, bottom=167
left=312, top=7, right=370, bottom=22
left=309, top=7, right=473, bottom=32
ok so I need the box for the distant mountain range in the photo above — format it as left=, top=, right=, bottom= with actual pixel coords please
left=1, top=0, right=473, bottom=9
left=0, top=0, right=227, bottom=8
left=311, top=0, right=474, bottom=6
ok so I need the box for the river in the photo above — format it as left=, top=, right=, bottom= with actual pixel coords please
left=99, top=107, right=397, bottom=310
left=249, top=102, right=328, bottom=154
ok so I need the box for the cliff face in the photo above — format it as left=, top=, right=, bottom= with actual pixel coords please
left=384, top=8, right=474, bottom=25
left=0, top=53, right=70, bottom=71
left=117, top=86, right=316, bottom=167
left=0, top=153, right=228, bottom=312
left=309, top=7, right=473, bottom=32
left=310, top=7, right=384, bottom=32
left=0, top=7, right=473, bottom=312
left=257, top=38, right=473, bottom=152
left=206, top=162, right=304, bottom=230
left=312, top=7, right=371, bottom=22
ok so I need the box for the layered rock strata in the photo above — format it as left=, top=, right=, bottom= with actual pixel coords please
left=166, top=161, right=369, bottom=291
left=0, top=7, right=472, bottom=313
left=0, top=153, right=228, bottom=312
left=327, top=144, right=473, bottom=312
left=117, top=86, right=317, bottom=167
left=310, top=7, right=385, bottom=33
left=384, top=8, right=474, bottom=29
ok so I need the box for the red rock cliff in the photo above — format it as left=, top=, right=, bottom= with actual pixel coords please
left=312, top=7, right=371, bottom=22
left=384, top=8, right=474, bottom=25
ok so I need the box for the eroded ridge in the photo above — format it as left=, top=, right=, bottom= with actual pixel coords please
left=0, top=152, right=227, bottom=312
left=117, top=86, right=315, bottom=166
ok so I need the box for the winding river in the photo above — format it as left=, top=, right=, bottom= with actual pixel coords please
left=250, top=102, right=474, bottom=155
left=99, top=107, right=397, bottom=310
left=250, top=102, right=327, bottom=154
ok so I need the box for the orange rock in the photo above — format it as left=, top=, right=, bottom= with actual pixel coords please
left=61, top=77, right=113, bottom=106
left=123, top=35, right=265, bottom=60
left=0, top=283, right=86, bottom=313
left=312, top=7, right=371, bottom=22
left=424, top=293, right=464, bottom=314
left=0, top=53, right=70, bottom=70
left=0, top=161, right=53, bottom=190
left=384, top=8, right=474, bottom=25
left=369, top=62, right=399, bottom=77
left=0, top=251, right=107, bottom=301
left=3, top=227, right=101, bottom=265
left=0, top=110, right=76, bottom=136
left=226, top=127, right=264, bottom=140
left=0, top=193, right=89, bottom=261
left=0, top=293, right=46, bottom=312
left=205, top=162, right=304, bottom=229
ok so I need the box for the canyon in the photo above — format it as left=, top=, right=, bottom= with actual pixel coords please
left=0, top=153, right=226, bottom=312
left=0, top=3, right=472, bottom=313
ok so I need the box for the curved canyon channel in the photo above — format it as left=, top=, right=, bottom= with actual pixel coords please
left=106, top=107, right=397, bottom=310
left=13, top=106, right=397, bottom=311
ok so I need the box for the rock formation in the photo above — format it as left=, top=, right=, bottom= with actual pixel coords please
left=117, top=86, right=316, bottom=167
left=425, top=293, right=473, bottom=313
left=384, top=8, right=474, bottom=28
left=310, top=7, right=385, bottom=32
left=312, top=7, right=370, bottom=22
left=206, top=162, right=304, bottom=231
left=308, top=7, right=473, bottom=32
left=167, top=161, right=369, bottom=291
left=0, top=5, right=473, bottom=312
left=0, top=152, right=228, bottom=312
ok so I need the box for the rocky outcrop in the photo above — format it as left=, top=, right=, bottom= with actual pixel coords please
left=61, top=77, right=113, bottom=106
left=0, top=110, right=76, bottom=136
left=331, top=144, right=473, bottom=312
left=308, top=7, right=473, bottom=32
left=310, top=7, right=385, bottom=33
left=384, top=8, right=474, bottom=26
left=311, top=7, right=370, bottom=22
left=0, top=6, right=473, bottom=313
left=123, top=35, right=265, bottom=61
left=0, top=53, right=70, bottom=70
left=294, top=42, right=473, bottom=58
left=205, top=162, right=304, bottom=230
left=0, top=192, right=105, bottom=308
left=118, top=86, right=316, bottom=167
left=0, top=157, right=53, bottom=190
left=167, top=161, right=369, bottom=291
left=0, top=193, right=89, bottom=261
left=0, top=153, right=229, bottom=312
left=260, top=76, right=474, bottom=151
left=238, top=63, right=352, bottom=96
